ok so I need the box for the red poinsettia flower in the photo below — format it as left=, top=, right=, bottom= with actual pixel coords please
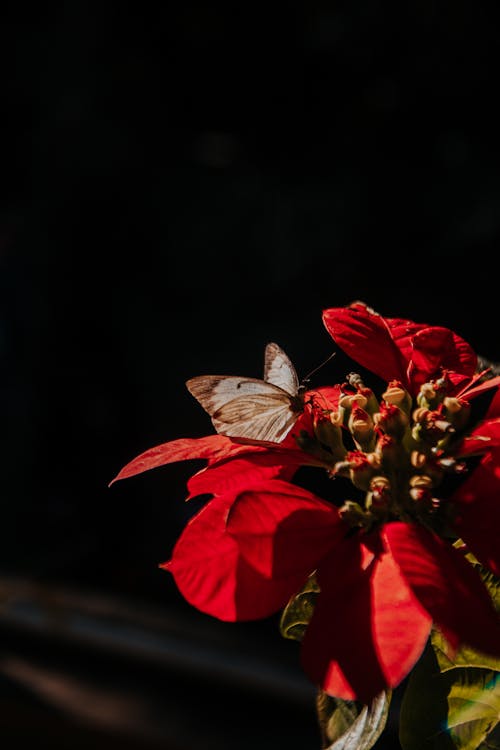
left=111, top=302, right=500, bottom=704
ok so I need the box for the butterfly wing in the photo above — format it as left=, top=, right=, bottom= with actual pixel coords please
left=185, top=375, right=303, bottom=442
left=212, top=391, right=301, bottom=442
left=186, top=376, right=276, bottom=416
left=264, top=342, right=300, bottom=395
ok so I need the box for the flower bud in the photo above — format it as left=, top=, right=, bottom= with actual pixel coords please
left=339, top=392, right=368, bottom=411
left=348, top=405, right=375, bottom=451
left=442, top=397, right=471, bottom=431
left=313, top=410, right=347, bottom=461
left=382, top=380, right=412, bottom=415
left=346, top=373, right=365, bottom=389
left=373, top=402, right=409, bottom=440
left=358, top=386, right=380, bottom=415
left=334, top=450, right=377, bottom=491
left=408, top=475, right=440, bottom=512
left=369, top=476, right=391, bottom=503
left=365, top=476, right=391, bottom=517
left=375, top=434, right=405, bottom=468
left=411, top=408, right=455, bottom=445
left=416, top=376, right=450, bottom=409
left=409, top=488, right=431, bottom=503
left=409, top=486, right=431, bottom=503
left=416, top=383, right=438, bottom=409
left=409, top=474, right=433, bottom=489
left=365, top=451, right=382, bottom=470
left=410, top=451, right=427, bottom=469
left=412, top=407, right=430, bottom=423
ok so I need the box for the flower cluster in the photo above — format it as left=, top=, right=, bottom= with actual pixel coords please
left=111, top=301, right=500, bottom=705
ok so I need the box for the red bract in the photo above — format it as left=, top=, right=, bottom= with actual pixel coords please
left=450, top=414, right=500, bottom=576
left=111, top=303, right=500, bottom=704
left=109, top=385, right=341, bottom=492
left=322, top=301, right=477, bottom=394
left=110, top=434, right=314, bottom=495
left=161, top=476, right=500, bottom=702
left=300, top=520, right=500, bottom=702
left=163, top=480, right=347, bottom=620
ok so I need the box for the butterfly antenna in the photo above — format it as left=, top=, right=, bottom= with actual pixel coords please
left=302, top=351, right=336, bottom=386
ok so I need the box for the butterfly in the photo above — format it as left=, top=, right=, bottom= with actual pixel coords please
left=185, top=342, right=306, bottom=443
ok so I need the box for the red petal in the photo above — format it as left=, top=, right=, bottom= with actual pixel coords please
left=384, top=317, right=476, bottom=379
left=322, top=305, right=409, bottom=386
left=451, top=445, right=500, bottom=576
left=164, top=492, right=312, bottom=621
left=186, top=452, right=306, bottom=499
left=109, top=435, right=266, bottom=485
left=322, top=303, right=477, bottom=395
left=406, top=327, right=476, bottom=391
left=225, top=479, right=346, bottom=579
left=300, top=533, right=431, bottom=703
left=384, top=522, right=500, bottom=657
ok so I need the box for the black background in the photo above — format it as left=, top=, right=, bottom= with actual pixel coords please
left=1, top=2, right=500, bottom=748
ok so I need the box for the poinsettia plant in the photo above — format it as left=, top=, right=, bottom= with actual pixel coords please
left=110, top=301, right=500, bottom=749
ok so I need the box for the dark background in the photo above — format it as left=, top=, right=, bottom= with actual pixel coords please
left=1, top=2, right=500, bottom=748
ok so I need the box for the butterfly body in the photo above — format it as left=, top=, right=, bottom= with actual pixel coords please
left=186, top=343, right=304, bottom=443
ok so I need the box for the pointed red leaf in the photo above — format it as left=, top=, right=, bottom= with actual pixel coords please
left=407, top=326, right=476, bottom=391
left=384, top=522, right=500, bottom=657
left=164, top=491, right=315, bottom=621
left=109, top=435, right=266, bottom=485
left=186, top=451, right=312, bottom=499
left=322, top=303, right=476, bottom=395
left=300, top=532, right=432, bottom=703
left=451, top=445, right=500, bottom=576
left=225, top=479, right=346, bottom=579
left=384, top=316, right=476, bottom=381
left=322, top=305, right=409, bottom=386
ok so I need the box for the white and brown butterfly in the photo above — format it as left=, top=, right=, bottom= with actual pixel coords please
left=185, top=342, right=306, bottom=443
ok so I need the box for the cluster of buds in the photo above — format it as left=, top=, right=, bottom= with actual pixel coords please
left=300, top=372, right=472, bottom=532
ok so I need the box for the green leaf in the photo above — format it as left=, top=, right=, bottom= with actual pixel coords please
left=479, top=568, right=500, bottom=611
left=316, top=690, right=391, bottom=750
left=445, top=670, right=500, bottom=749
left=279, top=573, right=319, bottom=642
left=432, top=629, right=500, bottom=673
left=400, top=641, right=500, bottom=750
